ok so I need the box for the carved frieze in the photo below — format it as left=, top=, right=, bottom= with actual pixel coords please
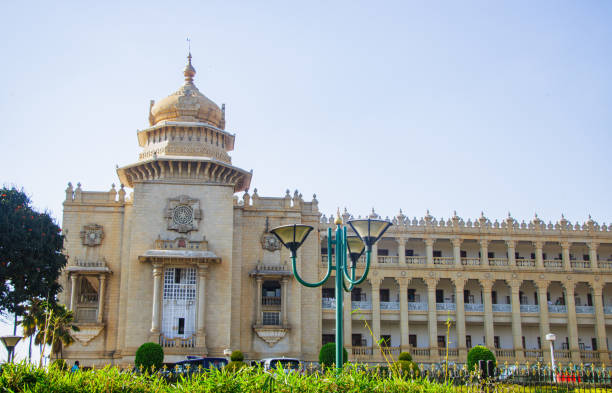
left=164, top=195, right=202, bottom=233
left=80, top=224, right=104, bottom=247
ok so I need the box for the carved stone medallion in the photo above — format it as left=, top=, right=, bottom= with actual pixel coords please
left=261, top=233, right=281, bottom=252
left=80, top=224, right=104, bottom=246
left=164, top=195, right=202, bottom=233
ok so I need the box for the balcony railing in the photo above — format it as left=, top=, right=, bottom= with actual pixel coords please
left=489, top=258, right=509, bottom=267
left=604, top=306, right=612, bottom=314
left=461, top=258, right=481, bottom=266
left=575, top=305, right=594, bottom=314
left=544, top=259, right=563, bottom=268
left=437, top=303, right=456, bottom=311
left=406, top=256, right=426, bottom=265
left=262, top=311, right=281, bottom=325
left=520, top=304, right=539, bottom=313
left=548, top=305, right=567, bottom=313
left=262, top=296, right=281, bottom=306
left=580, top=350, right=600, bottom=360
left=349, top=346, right=373, bottom=356
left=79, top=293, right=98, bottom=304
left=378, top=256, right=399, bottom=264
left=495, top=349, right=516, bottom=359
left=322, top=298, right=336, bottom=309
left=516, top=259, right=535, bottom=268
left=381, top=346, right=401, bottom=356
left=571, top=261, right=591, bottom=269
left=524, top=349, right=543, bottom=359
left=439, top=348, right=459, bottom=357
left=493, top=303, right=511, bottom=312
left=465, top=303, right=484, bottom=312
left=410, top=347, right=431, bottom=359
left=380, top=301, right=400, bottom=310
left=352, top=301, right=372, bottom=310
left=75, top=307, right=97, bottom=323
left=554, top=350, right=571, bottom=359
left=159, top=334, right=195, bottom=348
left=408, top=302, right=427, bottom=311
left=599, top=261, right=612, bottom=270
left=433, top=257, right=454, bottom=266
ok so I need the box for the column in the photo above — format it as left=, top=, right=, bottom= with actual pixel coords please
left=196, top=265, right=208, bottom=348
left=592, top=282, right=609, bottom=362
left=561, top=241, right=571, bottom=271
left=343, top=287, right=352, bottom=352
left=397, top=278, right=410, bottom=351
left=97, top=274, right=106, bottom=324
left=398, top=238, right=406, bottom=265
left=425, top=238, right=434, bottom=267
left=589, top=242, right=599, bottom=269
left=452, top=238, right=462, bottom=267
left=536, top=281, right=551, bottom=363
left=150, top=263, right=163, bottom=340
left=482, top=279, right=494, bottom=349
left=370, top=277, right=381, bottom=342
left=535, top=241, right=544, bottom=269
left=70, top=274, right=78, bottom=312
left=281, top=277, right=289, bottom=326
left=507, top=240, right=516, bottom=267
left=480, top=240, right=489, bottom=266
left=454, top=278, right=467, bottom=360
left=426, top=277, right=439, bottom=360
left=373, top=244, right=379, bottom=266
left=510, top=280, right=524, bottom=360
left=564, top=282, right=581, bottom=363
left=255, top=277, right=263, bottom=325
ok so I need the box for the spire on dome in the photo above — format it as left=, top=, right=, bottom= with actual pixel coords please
left=184, top=52, right=196, bottom=84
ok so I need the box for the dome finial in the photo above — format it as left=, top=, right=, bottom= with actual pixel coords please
left=184, top=48, right=196, bottom=84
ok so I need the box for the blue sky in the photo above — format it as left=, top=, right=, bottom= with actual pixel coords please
left=1, top=0, right=612, bottom=362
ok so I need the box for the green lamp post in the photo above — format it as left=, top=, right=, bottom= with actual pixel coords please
left=270, top=215, right=391, bottom=369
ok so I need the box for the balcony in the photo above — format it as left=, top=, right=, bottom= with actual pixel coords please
left=75, top=307, right=97, bottom=323
left=489, top=258, right=509, bottom=267
left=548, top=305, right=567, bottom=313
left=406, top=256, right=426, bottom=265
left=262, top=296, right=281, bottom=306
left=408, top=302, right=427, bottom=311
left=378, top=256, right=399, bottom=264
left=433, top=257, right=454, bottom=266
left=516, top=259, right=535, bottom=268
left=437, top=303, right=456, bottom=311
left=159, top=334, right=195, bottom=348
left=461, top=258, right=480, bottom=266
left=604, top=306, right=612, bottom=314
left=575, top=305, right=594, bottom=314
left=544, top=259, right=563, bottom=269
left=524, top=349, right=543, bottom=360
left=571, top=261, right=591, bottom=269
left=495, top=349, right=516, bottom=360
left=322, top=298, right=336, bottom=309
left=599, top=261, right=612, bottom=270
left=492, top=303, right=511, bottom=312
left=380, top=301, right=399, bottom=310
left=465, top=303, right=484, bottom=312
left=352, top=300, right=372, bottom=310
left=520, top=304, right=539, bottom=313
left=580, top=350, right=600, bottom=360
left=554, top=349, right=571, bottom=359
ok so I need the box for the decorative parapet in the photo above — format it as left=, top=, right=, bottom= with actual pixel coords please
left=66, top=258, right=111, bottom=274
left=64, top=182, right=127, bottom=204
left=249, top=261, right=293, bottom=277
left=237, top=188, right=319, bottom=214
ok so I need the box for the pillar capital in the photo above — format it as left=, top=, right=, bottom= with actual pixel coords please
left=479, top=239, right=489, bottom=247
left=452, top=276, right=467, bottom=289
left=451, top=238, right=463, bottom=248
left=506, top=239, right=516, bottom=248
left=591, top=281, right=603, bottom=293
left=534, top=240, right=544, bottom=250
left=395, top=277, right=410, bottom=288
left=509, top=279, right=521, bottom=292
left=368, top=276, right=383, bottom=288
left=397, top=237, right=407, bottom=246
left=480, top=278, right=494, bottom=291
left=561, top=240, right=571, bottom=250
left=564, top=281, right=575, bottom=294
left=424, top=237, right=435, bottom=247
left=535, top=280, right=549, bottom=291
left=588, top=241, right=600, bottom=251
left=425, top=276, right=438, bottom=288
left=197, top=264, right=209, bottom=277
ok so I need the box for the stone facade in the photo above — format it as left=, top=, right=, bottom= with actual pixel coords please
left=60, top=55, right=612, bottom=367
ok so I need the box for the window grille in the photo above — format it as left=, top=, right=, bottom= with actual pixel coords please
left=263, top=311, right=281, bottom=325
left=162, top=267, right=197, bottom=339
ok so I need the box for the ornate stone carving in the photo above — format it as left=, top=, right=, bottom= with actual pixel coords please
left=80, top=224, right=104, bottom=246
left=261, top=234, right=281, bottom=251
left=71, top=324, right=105, bottom=346
left=253, top=326, right=289, bottom=347
left=164, top=195, right=202, bottom=233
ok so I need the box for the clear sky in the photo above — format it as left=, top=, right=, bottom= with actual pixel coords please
left=0, top=0, right=611, bottom=362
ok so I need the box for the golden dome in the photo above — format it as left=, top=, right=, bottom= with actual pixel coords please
left=149, top=53, right=223, bottom=128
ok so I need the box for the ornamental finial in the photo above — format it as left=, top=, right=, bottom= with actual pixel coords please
left=184, top=48, right=196, bottom=84
left=335, top=207, right=342, bottom=225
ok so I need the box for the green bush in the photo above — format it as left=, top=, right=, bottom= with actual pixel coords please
left=230, top=350, right=244, bottom=362
left=398, top=351, right=412, bottom=362
left=318, top=342, right=348, bottom=368
left=392, top=360, right=420, bottom=378
left=135, top=342, right=164, bottom=371
left=224, top=360, right=247, bottom=372
left=466, top=345, right=496, bottom=372
left=51, top=359, right=68, bottom=371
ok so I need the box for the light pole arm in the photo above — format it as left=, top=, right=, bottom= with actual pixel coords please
left=289, top=227, right=333, bottom=288
left=342, top=249, right=371, bottom=288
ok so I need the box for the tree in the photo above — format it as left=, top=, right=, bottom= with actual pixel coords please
left=0, top=187, right=67, bottom=328
left=34, top=302, right=79, bottom=361
left=466, top=345, right=496, bottom=372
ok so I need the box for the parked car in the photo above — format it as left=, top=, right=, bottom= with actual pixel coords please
left=173, top=357, right=228, bottom=374
left=260, top=357, right=301, bottom=373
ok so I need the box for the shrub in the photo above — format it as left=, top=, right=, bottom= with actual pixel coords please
left=51, top=359, right=68, bottom=371
left=135, top=342, right=164, bottom=372
left=224, top=360, right=247, bottom=372
left=398, top=351, right=412, bottom=362
left=230, top=350, right=244, bottom=362
left=466, top=345, right=496, bottom=372
left=318, top=342, right=348, bottom=368
left=392, top=360, right=420, bottom=378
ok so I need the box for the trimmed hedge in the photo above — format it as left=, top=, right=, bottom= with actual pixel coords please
left=466, top=345, right=496, bottom=372
left=398, top=352, right=412, bottom=362
left=230, top=350, right=244, bottom=362
left=319, top=342, right=349, bottom=368
left=135, top=342, right=164, bottom=371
